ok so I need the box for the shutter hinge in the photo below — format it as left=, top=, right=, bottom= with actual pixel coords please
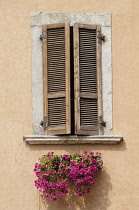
left=99, top=116, right=106, bottom=127
left=97, top=30, right=105, bottom=44
left=40, top=30, right=47, bottom=42
left=40, top=115, right=47, bottom=130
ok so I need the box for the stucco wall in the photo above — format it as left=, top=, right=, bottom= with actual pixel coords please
left=0, top=0, right=139, bottom=210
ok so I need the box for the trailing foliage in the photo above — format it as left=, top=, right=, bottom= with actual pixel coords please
left=34, top=152, right=103, bottom=201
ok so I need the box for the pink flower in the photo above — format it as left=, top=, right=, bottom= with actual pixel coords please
left=63, top=181, right=68, bottom=186
left=54, top=185, right=58, bottom=189
left=58, top=170, right=62, bottom=174
left=50, top=169, right=55, bottom=174
left=71, top=160, right=76, bottom=165
left=59, top=191, right=64, bottom=196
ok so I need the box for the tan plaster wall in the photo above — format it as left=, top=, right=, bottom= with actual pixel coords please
left=0, top=0, right=139, bottom=209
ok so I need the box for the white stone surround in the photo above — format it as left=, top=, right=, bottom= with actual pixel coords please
left=30, top=13, right=112, bottom=135
left=25, top=13, right=123, bottom=144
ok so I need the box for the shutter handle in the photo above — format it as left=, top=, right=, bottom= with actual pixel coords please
left=99, top=116, right=106, bottom=127
left=40, top=115, right=47, bottom=130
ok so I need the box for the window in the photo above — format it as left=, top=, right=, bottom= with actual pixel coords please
left=24, top=13, right=123, bottom=144
left=30, top=13, right=113, bottom=137
left=41, top=23, right=103, bottom=136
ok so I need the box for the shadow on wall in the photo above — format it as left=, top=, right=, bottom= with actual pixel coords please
left=40, top=168, right=112, bottom=210
left=27, top=140, right=126, bottom=153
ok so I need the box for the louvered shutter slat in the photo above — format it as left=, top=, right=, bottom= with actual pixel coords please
left=42, top=23, right=70, bottom=135
left=74, top=23, right=102, bottom=135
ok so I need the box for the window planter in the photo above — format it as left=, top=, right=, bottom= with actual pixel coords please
left=34, top=152, right=103, bottom=201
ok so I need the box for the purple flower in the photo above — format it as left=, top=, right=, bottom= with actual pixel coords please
left=71, top=160, right=76, bottom=165
left=62, top=181, right=68, bottom=186
left=50, top=193, right=55, bottom=197
left=62, top=154, right=69, bottom=158
left=54, top=185, right=58, bottom=189
left=58, top=170, right=63, bottom=174
left=52, top=198, right=57, bottom=201
left=59, top=191, right=64, bottom=196
left=50, top=169, right=55, bottom=174
left=51, top=186, right=56, bottom=189
left=45, top=171, right=49, bottom=174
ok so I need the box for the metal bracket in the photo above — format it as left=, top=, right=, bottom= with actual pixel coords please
left=40, top=30, right=47, bottom=42
left=97, top=30, right=105, bottom=44
left=40, top=115, right=47, bottom=130
left=99, top=116, right=106, bottom=127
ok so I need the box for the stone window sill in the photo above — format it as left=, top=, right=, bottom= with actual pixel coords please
left=23, top=135, right=123, bottom=145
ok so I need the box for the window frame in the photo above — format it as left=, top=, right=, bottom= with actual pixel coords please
left=30, top=12, right=113, bottom=136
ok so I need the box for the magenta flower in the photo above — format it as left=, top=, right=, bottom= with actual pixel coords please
left=59, top=191, right=64, bottom=196
left=58, top=170, right=62, bottom=174
left=50, top=169, right=55, bottom=174
left=51, top=186, right=56, bottom=189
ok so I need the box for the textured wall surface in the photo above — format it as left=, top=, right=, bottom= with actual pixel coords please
left=0, top=0, right=139, bottom=210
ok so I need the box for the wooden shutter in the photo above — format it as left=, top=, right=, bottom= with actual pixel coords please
left=42, top=23, right=70, bottom=135
left=74, top=24, right=102, bottom=135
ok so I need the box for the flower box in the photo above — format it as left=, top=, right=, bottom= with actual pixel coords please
left=34, top=152, right=103, bottom=201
